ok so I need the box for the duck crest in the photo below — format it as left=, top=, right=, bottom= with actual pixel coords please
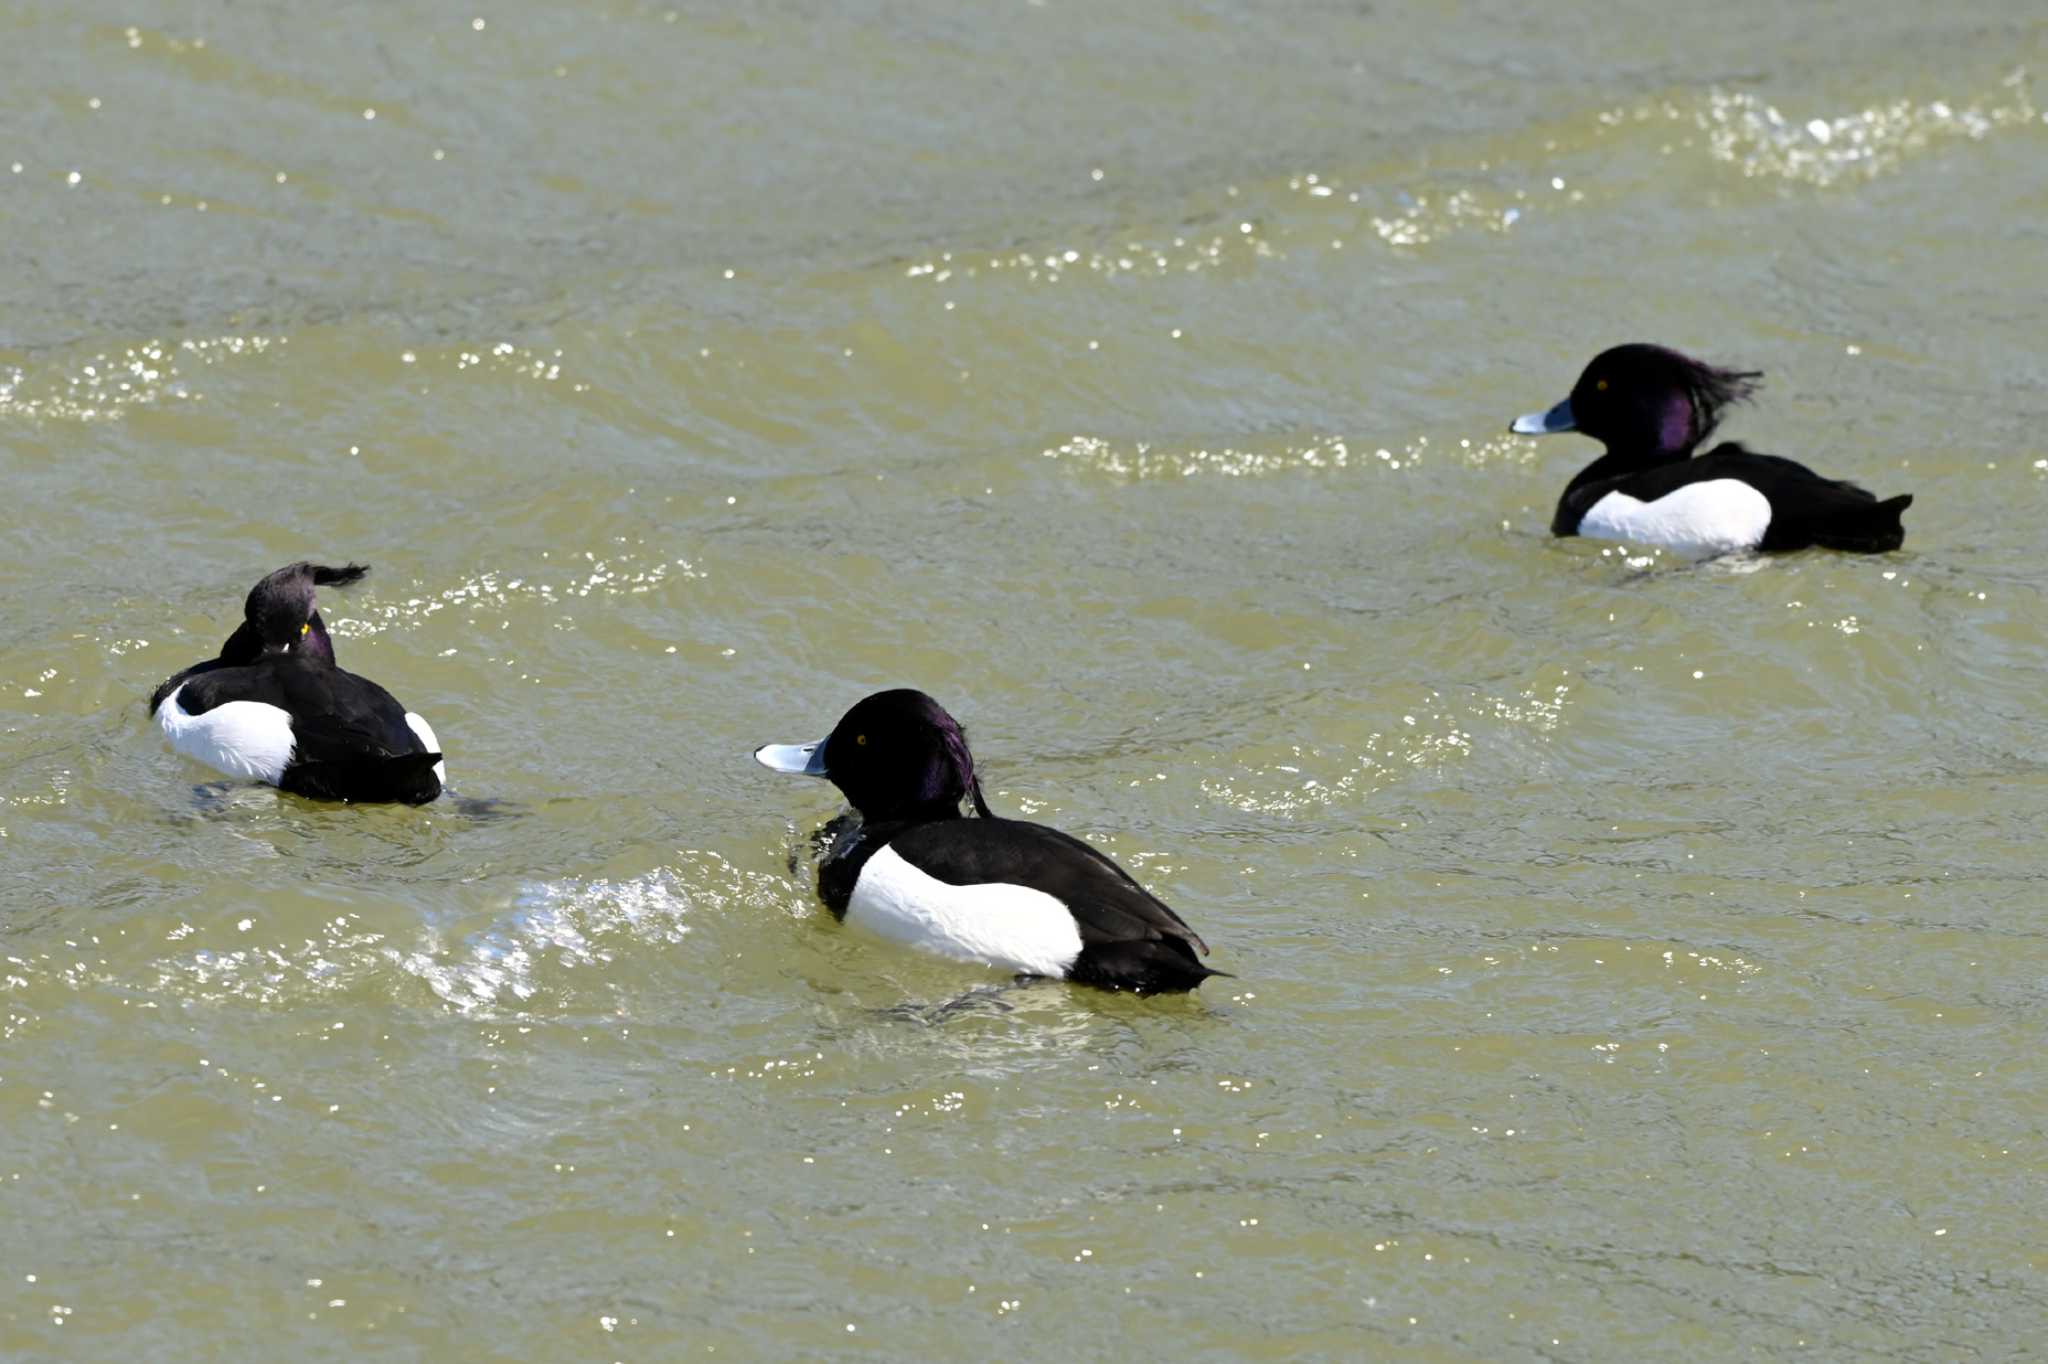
left=931, top=716, right=994, bottom=819
left=1661, top=349, right=1761, bottom=454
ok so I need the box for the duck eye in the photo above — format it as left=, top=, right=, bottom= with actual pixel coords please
left=300, top=622, right=310, bottom=636
left=1595, top=378, right=1609, bottom=392
left=855, top=734, right=867, bottom=746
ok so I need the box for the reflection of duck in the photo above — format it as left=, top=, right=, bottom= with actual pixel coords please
left=150, top=562, right=445, bottom=804
left=757, top=689, right=1225, bottom=994
left=1513, top=343, right=1912, bottom=557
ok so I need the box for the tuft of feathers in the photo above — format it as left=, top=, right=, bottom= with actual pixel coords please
left=242, top=560, right=369, bottom=622
left=930, top=704, right=995, bottom=819
left=1662, top=347, right=1762, bottom=445
left=310, top=562, right=370, bottom=588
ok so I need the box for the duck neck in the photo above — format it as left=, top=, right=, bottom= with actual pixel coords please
left=861, top=796, right=974, bottom=826
left=1553, top=442, right=1691, bottom=535
left=219, top=621, right=264, bottom=665
left=299, top=610, right=338, bottom=665
left=1574, top=437, right=1692, bottom=484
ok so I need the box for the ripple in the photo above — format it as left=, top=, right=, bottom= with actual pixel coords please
left=1200, top=682, right=1571, bottom=818
left=1044, top=429, right=1527, bottom=481
left=438, top=340, right=582, bottom=389
left=1650, top=70, right=2037, bottom=188
left=1363, top=185, right=1529, bottom=248
left=327, top=550, right=708, bottom=638
left=0, top=335, right=279, bottom=422
left=902, top=215, right=1276, bottom=291
left=944, top=69, right=2045, bottom=294
left=1042, top=433, right=1429, bottom=481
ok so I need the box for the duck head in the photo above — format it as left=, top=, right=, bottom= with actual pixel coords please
left=221, top=561, right=369, bottom=665
left=756, top=688, right=994, bottom=822
left=1512, top=343, right=1761, bottom=459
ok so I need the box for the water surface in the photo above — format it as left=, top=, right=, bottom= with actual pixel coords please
left=4, top=2, right=2047, bottom=1358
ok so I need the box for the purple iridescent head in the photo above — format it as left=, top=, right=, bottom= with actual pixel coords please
left=1512, top=343, right=1761, bottom=458
left=219, top=561, right=369, bottom=666
left=755, top=688, right=994, bottom=822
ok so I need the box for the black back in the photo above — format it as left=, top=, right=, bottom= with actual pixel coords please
left=171, top=656, right=442, bottom=805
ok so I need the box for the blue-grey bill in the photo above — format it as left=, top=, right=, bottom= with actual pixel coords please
left=1511, top=398, right=1576, bottom=435
left=754, top=740, right=828, bottom=776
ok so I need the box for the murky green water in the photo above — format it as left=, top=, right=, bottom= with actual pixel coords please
left=5, top=3, right=2047, bottom=1358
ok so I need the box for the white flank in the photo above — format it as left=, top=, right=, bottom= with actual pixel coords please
left=154, top=683, right=296, bottom=785
left=1579, top=479, right=1772, bottom=559
left=846, top=844, right=1084, bottom=979
left=405, top=712, right=447, bottom=783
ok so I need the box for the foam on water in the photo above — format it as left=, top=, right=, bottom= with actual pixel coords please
left=145, top=910, right=388, bottom=1007
left=93, top=854, right=799, bottom=1016
left=389, top=869, right=696, bottom=1012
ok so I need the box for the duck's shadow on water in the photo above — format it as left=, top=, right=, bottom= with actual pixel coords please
left=1579, top=547, right=1765, bottom=582
left=872, top=982, right=1024, bottom=1025
left=175, top=783, right=524, bottom=822
left=180, top=782, right=280, bottom=817
left=444, top=794, right=523, bottom=821
left=866, top=976, right=1227, bottom=1029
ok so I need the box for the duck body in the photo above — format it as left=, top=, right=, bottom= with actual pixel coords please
left=757, top=688, right=1224, bottom=994
left=1514, top=343, right=1911, bottom=558
left=153, top=655, right=444, bottom=804
left=150, top=561, right=444, bottom=804
left=817, top=815, right=1216, bottom=992
left=1554, top=442, right=1912, bottom=556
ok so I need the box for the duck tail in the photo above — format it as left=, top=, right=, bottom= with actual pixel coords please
left=386, top=751, right=446, bottom=804
left=281, top=751, right=443, bottom=805
left=1068, top=939, right=1233, bottom=995
left=1818, top=493, right=1912, bottom=553
left=310, top=562, right=371, bottom=588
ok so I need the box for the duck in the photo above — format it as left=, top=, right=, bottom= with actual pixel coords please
left=149, top=562, right=445, bottom=804
left=755, top=689, right=1224, bottom=994
left=1510, top=343, right=1912, bottom=557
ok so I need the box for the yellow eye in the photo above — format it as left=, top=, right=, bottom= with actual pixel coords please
left=300, top=622, right=310, bottom=636
left=1595, top=378, right=1609, bottom=392
left=855, top=734, right=867, bottom=746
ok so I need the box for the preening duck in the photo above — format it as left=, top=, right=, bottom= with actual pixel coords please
left=1512, top=343, right=1912, bottom=557
left=150, top=562, right=445, bottom=804
left=755, top=689, right=1224, bottom=994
